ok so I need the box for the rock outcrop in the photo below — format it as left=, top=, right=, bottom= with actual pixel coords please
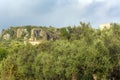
left=3, top=33, right=10, bottom=40
left=1, top=26, right=59, bottom=45
left=99, top=23, right=112, bottom=30
left=17, top=28, right=28, bottom=38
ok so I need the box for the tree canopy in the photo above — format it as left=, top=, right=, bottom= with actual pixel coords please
left=0, top=23, right=120, bottom=80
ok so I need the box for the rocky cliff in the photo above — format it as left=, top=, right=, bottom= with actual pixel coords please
left=0, top=26, right=60, bottom=45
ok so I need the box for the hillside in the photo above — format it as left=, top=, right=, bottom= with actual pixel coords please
left=0, top=22, right=120, bottom=80
left=0, top=22, right=115, bottom=43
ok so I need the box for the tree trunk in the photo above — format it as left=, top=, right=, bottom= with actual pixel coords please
left=72, top=73, right=77, bottom=80
left=101, top=75, right=106, bottom=80
left=92, top=74, right=97, bottom=80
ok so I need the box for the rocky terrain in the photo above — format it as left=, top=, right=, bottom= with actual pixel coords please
left=0, top=23, right=116, bottom=45
left=0, top=26, right=60, bottom=45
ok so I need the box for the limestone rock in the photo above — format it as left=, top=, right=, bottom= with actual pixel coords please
left=3, top=34, right=10, bottom=40
left=17, top=28, right=28, bottom=38
left=99, top=23, right=112, bottom=30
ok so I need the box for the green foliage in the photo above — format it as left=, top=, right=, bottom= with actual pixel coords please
left=0, top=47, right=8, bottom=61
left=0, top=23, right=120, bottom=80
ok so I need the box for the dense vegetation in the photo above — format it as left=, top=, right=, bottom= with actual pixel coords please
left=0, top=23, right=120, bottom=80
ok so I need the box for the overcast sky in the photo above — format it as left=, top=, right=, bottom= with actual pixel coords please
left=0, top=0, right=120, bottom=30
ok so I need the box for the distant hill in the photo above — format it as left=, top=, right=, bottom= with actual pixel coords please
left=0, top=26, right=61, bottom=45
left=0, top=22, right=119, bottom=45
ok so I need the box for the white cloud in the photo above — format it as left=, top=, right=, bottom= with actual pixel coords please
left=78, top=0, right=93, bottom=5
left=94, top=0, right=105, bottom=2
left=94, top=0, right=119, bottom=17
left=0, top=0, right=120, bottom=30
left=0, top=0, right=40, bottom=17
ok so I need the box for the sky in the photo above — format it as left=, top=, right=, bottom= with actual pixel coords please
left=0, top=0, right=120, bottom=31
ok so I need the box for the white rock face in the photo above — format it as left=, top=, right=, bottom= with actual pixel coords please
left=17, top=28, right=28, bottom=38
left=29, top=41, right=41, bottom=45
left=99, top=23, right=111, bottom=30
left=3, top=34, right=10, bottom=40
